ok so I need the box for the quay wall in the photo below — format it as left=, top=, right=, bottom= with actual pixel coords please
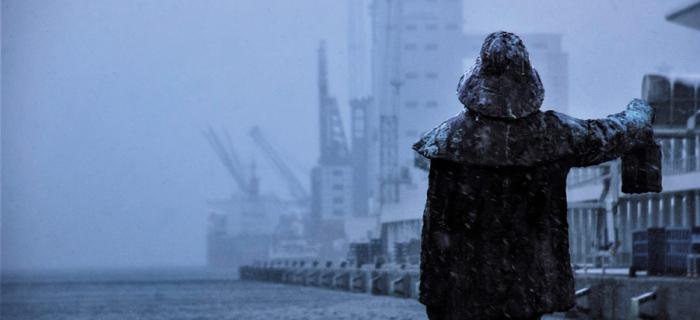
left=575, top=275, right=700, bottom=320
left=241, top=262, right=700, bottom=320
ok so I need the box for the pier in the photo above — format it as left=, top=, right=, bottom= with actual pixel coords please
left=241, top=261, right=700, bottom=320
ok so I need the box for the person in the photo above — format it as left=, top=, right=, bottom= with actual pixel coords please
left=413, top=31, right=659, bottom=320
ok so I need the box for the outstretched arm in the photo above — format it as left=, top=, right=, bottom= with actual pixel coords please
left=557, top=99, right=656, bottom=168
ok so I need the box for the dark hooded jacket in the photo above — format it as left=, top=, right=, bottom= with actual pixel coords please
left=413, top=32, right=656, bottom=319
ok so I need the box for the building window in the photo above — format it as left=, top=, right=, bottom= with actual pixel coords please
left=425, top=24, right=438, bottom=31
left=404, top=24, right=417, bottom=31
left=404, top=101, right=418, bottom=108
left=425, top=43, right=438, bottom=51
left=332, top=184, right=344, bottom=190
left=426, top=72, right=438, bottom=79
left=403, top=43, right=417, bottom=51
left=405, top=72, right=418, bottom=79
left=405, top=130, right=418, bottom=137
left=332, top=169, right=343, bottom=177
left=446, top=24, right=459, bottom=30
left=333, top=209, right=344, bottom=216
left=352, top=109, right=365, bottom=138
left=425, top=101, right=438, bottom=108
left=333, top=197, right=344, bottom=204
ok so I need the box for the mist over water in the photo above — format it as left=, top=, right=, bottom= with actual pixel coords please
left=1, top=0, right=699, bottom=272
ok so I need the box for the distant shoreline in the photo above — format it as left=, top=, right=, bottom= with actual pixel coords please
left=1, top=266, right=239, bottom=284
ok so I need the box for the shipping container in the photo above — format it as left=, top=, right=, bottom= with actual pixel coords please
left=664, top=227, right=692, bottom=275
left=632, top=229, right=649, bottom=271
left=632, top=227, right=692, bottom=276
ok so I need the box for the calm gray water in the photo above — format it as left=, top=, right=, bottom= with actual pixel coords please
left=0, top=268, right=426, bottom=320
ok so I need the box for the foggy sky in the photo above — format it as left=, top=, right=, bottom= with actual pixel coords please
left=2, top=0, right=699, bottom=271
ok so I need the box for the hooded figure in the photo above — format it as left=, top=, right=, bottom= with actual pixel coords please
left=413, top=31, right=658, bottom=319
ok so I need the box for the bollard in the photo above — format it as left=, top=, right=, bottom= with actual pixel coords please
left=333, top=271, right=349, bottom=290
left=371, top=269, right=389, bottom=295
left=688, top=254, right=699, bottom=277
left=360, top=264, right=375, bottom=293
left=308, top=261, right=322, bottom=286
left=564, top=286, right=591, bottom=318
left=412, top=280, right=420, bottom=299
left=319, top=270, right=333, bottom=287
left=391, top=273, right=412, bottom=298
left=302, top=261, right=317, bottom=285
left=292, top=267, right=307, bottom=284
left=305, top=268, right=320, bottom=286
left=575, top=287, right=591, bottom=311
left=629, top=288, right=657, bottom=320
left=279, top=265, right=288, bottom=283
left=372, top=264, right=404, bottom=296
left=319, top=262, right=335, bottom=288
left=350, top=269, right=368, bottom=292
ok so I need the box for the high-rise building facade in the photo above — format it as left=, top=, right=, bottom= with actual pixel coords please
left=348, top=0, right=373, bottom=219
left=368, top=0, right=466, bottom=215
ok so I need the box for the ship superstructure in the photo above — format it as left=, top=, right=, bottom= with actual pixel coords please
left=204, top=127, right=315, bottom=267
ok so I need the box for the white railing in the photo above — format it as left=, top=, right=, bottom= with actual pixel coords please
left=629, top=288, right=657, bottom=320
left=568, top=164, right=611, bottom=187
left=662, top=155, right=700, bottom=176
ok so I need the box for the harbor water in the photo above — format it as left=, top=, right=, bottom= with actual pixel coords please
left=0, top=268, right=426, bottom=320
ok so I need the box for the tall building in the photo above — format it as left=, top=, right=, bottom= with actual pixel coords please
left=350, top=97, right=371, bottom=218
left=348, top=0, right=372, bottom=218
left=463, top=34, right=569, bottom=113
left=368, top=0, right=466, bottom=216
left=348, top=0, right=372, bottom=99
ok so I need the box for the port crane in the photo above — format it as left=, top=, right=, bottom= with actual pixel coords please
left=203, top=126, right=259, bottom=197
left=249, top=126, right=309, bottom=203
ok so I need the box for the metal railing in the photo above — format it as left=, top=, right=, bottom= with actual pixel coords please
left=568, top=164, right=611, bottom=187
left=571, top=287, right=591, bottom=317
left=662, top=155, right=700, bottom=175
left=629, top=288, right=657, bottom=320
left=567, top=152, right=700, bottom=188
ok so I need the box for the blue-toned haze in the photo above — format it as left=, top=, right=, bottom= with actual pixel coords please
left=1, top=0, right=699, bottom=270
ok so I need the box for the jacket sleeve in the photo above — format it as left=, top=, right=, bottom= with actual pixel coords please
left=558, top=99, right=656, bottom=168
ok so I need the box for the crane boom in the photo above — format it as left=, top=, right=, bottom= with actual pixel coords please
left=203, top=127, right=254, bottom=195
left=249, top=126, right=309, bottom=202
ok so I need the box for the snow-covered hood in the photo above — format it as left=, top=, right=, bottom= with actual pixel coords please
left=414, top=31, right=567, bottom=167
left=457, top=57, right=545, bottom=120
left=457, top=31, right=545, bottom=119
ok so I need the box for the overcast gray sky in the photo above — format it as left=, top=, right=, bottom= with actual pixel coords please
left=2, top=0, right=699, bottom=270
